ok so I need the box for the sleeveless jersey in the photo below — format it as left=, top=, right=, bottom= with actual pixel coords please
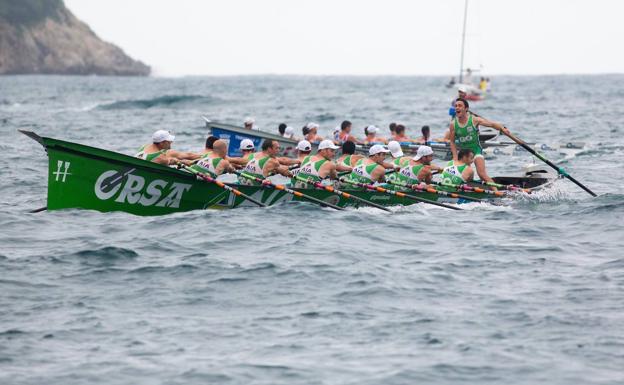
left=337, top=154, right=353, bottom=168
left=189, top=154, right=224, bottom=178
left=292, top=156, right=328, bottom=187
left=453, top=114, right=482, bottom=155
left=344, top=159, right=379, bottom=189
left=238, top=153, right=271, bottom=185
left=395, top=164, right=426, bottom=186
left=393, top=157, right=410, bottom=169
left=135, top=145, right=167, bottom=162
left=290, top=155, right=312, bottom=181
left=440, top=160, right=469, bottom=186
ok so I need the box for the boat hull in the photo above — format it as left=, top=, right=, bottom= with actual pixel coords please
left=24, top=131, right=511, bottom=216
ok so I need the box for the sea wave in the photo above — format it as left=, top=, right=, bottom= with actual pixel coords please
left=95, top=94, right=222, bottom=110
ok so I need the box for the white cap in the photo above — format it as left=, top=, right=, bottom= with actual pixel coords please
left=387, top=141, right=404, bottom=157
left=244, top=117, right=255, bottom=125
left=318, top=139, right=339, bottom=150
left=366, top=125, right=378, bottom=134
left=152, top=130, right=175, bottom=143
left=296, top=140, right=312, bottom=151
left=369, top=144, right=390, bottom=156
left=413, top=146, right=434, bottom=160
left=458, top=85, right=468, bottom=93
left=306, top=122, right=319, bottom=130
left=239, top=138, right=255, bottom=150
left=284, top=126, right=295, bottom=137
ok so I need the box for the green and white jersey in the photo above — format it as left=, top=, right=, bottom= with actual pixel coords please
left=393, top=157, right=410, bottom=169
left=188, top=154, right=224, bottom=178
left=440, top=160, right=469, bottom=186
left=238, top=153, right=271, bottom=185
left=337, top=154, right=354, bottom=168
left=453, top=114, right=482, bottom=155
left=135, top=145, right=167, bottom=162
left=292, top=156, right=328, bottom=187
left=344, top=159, right=379, bottom=189
left=396, top=163, right=426, bottom=186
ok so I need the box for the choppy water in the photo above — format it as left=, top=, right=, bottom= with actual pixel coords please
left=1, top=75, right=624, bottom=384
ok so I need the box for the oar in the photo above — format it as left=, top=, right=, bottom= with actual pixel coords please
left=29, top=206, right=47, bottom=213
left=181, top=165, right=267, bottom=207
left=236, top=171, right=344, bottom=211
left=430, top=180, right=506, bottom=197
left=296, top=176, right=392, bottom=212
left=501, top=131, right=596, bottom=197
left=339, top=178, right=462, bottom=211
left=472, top=179, right=531, bottom=193
left=385, top=180, right=483, bottom=203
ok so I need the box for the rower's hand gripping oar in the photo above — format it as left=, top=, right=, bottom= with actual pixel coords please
left=385, top=180, right=483, bottom=203
left=180, top=165, right=267, bottom=207
left=296, top=176, right=392, bottom=212
left=339, top=178, right=462, bottom=211
left=501, top=130, right=597, bottom=197
left=430, top=180, right=506, bottom=197
left=236, top=171, right=344, bottom=211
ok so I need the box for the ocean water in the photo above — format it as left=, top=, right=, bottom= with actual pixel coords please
left=1, top=75, right=623, bottom=384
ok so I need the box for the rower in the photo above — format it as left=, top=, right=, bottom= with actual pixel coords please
left=449, top=97, right=511, bottom=185
left=227, top=138, right=256, bottom=168
left=363, top=125, right=387, bottom=144
left=302, top=122, right=324, bottom=142
left=238, top=139, right=292, bottom=185
left=135, top=130, right=200, bottom=166
left=202, top=135, right=219, bottom=155
left=292, top=140, right=340, bottom=188
left=335, top=141, right=363, bottom=170
left=439, top=148, right=475, bottom=187
left=388, top=141, right=412, bottom=169
left=295, top=140, right=312, bottom=162
left=283, top=126, right=296, bottom=139
left=188, top=139, right=234, bottom=177
left=343, top=144, right=390, bottom=188
left=244, top=117, right=255, bottom=130
left=392, top=124, right=414, bottom=143
left=391, top=146, right=439, bottom=188
left=333, top=120, right=361, bottom=144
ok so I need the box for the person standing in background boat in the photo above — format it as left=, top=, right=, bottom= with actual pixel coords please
left=292, top=140, right=340, bottom=188
left=335, top=141, right=362, bottom=171
left=227, top=139, right=256, bottom=168
left=363, top=125, right=387, bottom=144
left=188, top=140, right=235, bottom=177
left=238, top=139, right=293, bottom=185
left=479, top=77, right=487, bottom=92
left=449, top=98, right=510, bottom=186
left=302, top=122, right=324, bottom=143
left=439, top=148, right=475, bottom=187
left=135, top=130, right=200, bottom=166
left=333, top=120, right=361, bottom=144
left=244, top=117, right=255, bottom=130
left=343, top=144, right=390, bottom=188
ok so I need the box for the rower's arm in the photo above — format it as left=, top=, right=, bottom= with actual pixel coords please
left=372, top=165, right=386, bottom=183
left=464, top=167, right=475, bottom=182
left=227, top=156, right=249, bottom=167
left=322, top=162, right=338, bottom=180
left=474, top=117, right=511, bottom=135
left=218, top=159, right=235, bottom=174
left=168, top=150, right=201, bottom=160
left=448, top=123, right=458, bottom=161
left=335, top=163, right=352, bottom=172
left=277, top=157, right=300, bottom=166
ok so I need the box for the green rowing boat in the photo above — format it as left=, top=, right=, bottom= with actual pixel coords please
left=22, top=131, right=543, bottom=216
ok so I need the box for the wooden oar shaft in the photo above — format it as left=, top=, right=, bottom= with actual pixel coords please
left=297, top=176, right=392, bottom=212
left=386, top=180, right=483, bottom=202
left=503, top=132, right=597, bottom=197
left=339, top=178, right=462, bottom=211
left=238, top=172, right=344, bottom=210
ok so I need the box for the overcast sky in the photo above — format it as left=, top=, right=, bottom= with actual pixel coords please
left=65, top=0, right=623, bottom=77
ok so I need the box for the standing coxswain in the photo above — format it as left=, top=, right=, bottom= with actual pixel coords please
left=135, top=130, right=200, bottom=166
left=449, top=98, right=510, bottom=185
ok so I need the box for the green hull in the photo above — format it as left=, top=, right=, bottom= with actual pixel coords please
left=23, top=131, right=500, bottom=216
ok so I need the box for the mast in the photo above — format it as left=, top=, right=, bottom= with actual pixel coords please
left=459, top=0, right=469, bottom=83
